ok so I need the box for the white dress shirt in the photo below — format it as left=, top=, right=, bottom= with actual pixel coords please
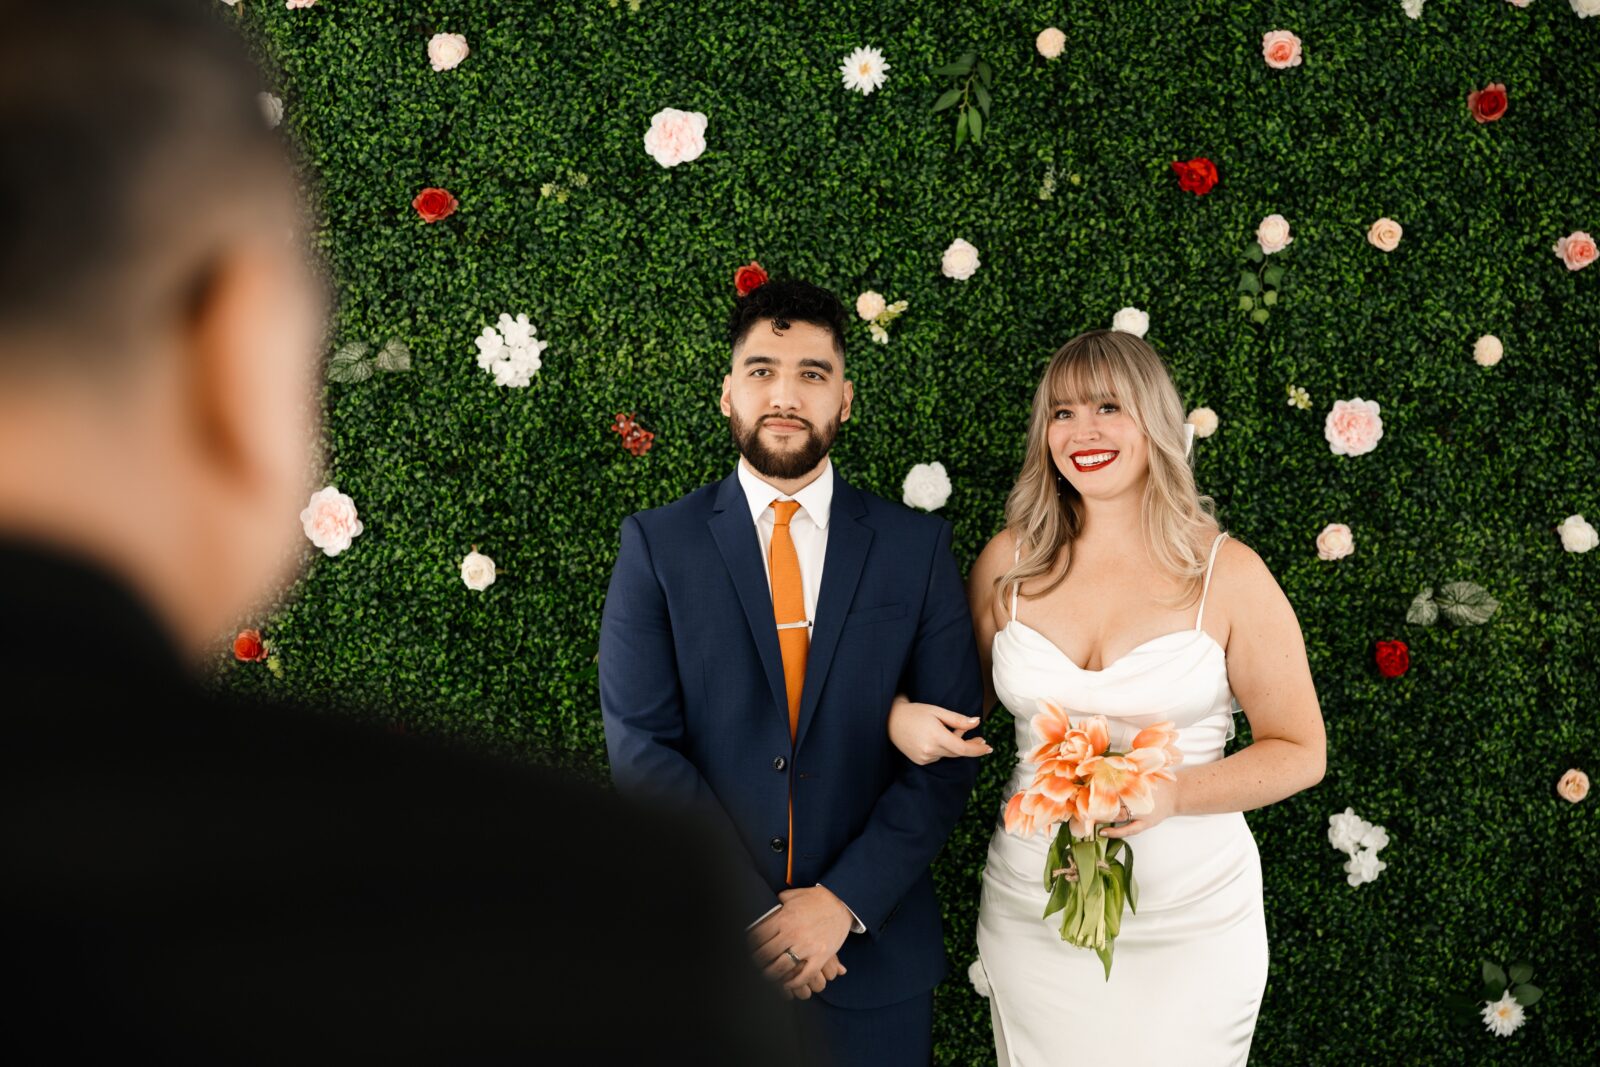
left=735, top=457, right=866, bottom=936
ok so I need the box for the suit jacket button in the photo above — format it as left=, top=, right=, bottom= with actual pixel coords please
left=769, top=836, right=787, bottom=853
left=772, top=756, right=787, bottom=771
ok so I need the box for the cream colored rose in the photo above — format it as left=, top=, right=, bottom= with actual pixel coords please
left=1572, top=0, right=1600, bottom=18
left=1036, top=27, right=1066, bottom=59
left=461, top=550, right=496, bottom=591
left=1473, top=334, right=1503, bottom=367
left=1112, top=306, right=1149, bottom=338
left=643, top=108, right=708, bottom=168
left=1367, top=217, right=1403, bottom=252
left=1557, top=514, right=1598, bottom=553
left=1186, top=406, right=1218, bottom=438
left=257, top=92, right=283, bottom=129
left=428, top=33, right=470, bottom=72
left=1256, top=213, right=1292, bottom=254
left=902, top=462, right=952, bottom=511
left=1316, top=523, right=1354, bottom=561
left=1557, top=768, right=1590, bottom=803
left=300, top=486, right=363, bottom=557
left=1324, top=397, right=1384, bottom=457
left=1553, top=230, right=1597, bottom=271
left=1261, top=30, right=1303, bottom=70
left=856, top=290, right=887, bottom=321
left=941, top=238, right=980, bottom=280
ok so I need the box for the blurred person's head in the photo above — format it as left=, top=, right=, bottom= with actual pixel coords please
left=0, top=0, right=328, bottom=658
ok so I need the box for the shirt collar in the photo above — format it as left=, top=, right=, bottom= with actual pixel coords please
left=736, top=456, right=834, bottom=531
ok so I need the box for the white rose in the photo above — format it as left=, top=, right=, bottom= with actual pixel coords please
left=1473, top=334, right=1503, bottom=367
left=1557, top=514, right=1598, bottom=553
left=941, top=238, right=980, bottom=281
left=428, top=33, right=470, bottom=72
left=257, top=92, right=283, bottom=129
left=902, top=461, right=952, bottom=511
left=1035, top=27, right=1066, bottom=60
left=1572, top=0, right=1600, bottom=17
left=461, top=550, right=496, bottom=591
left=643, top=108, right=709, bottom=168
left=1111, top=306, right=1149, bottom=338
left=1186, top=406, right=1218, bottom=439
left=856, top=290, right=887, bottom=321
left=1256, top=213, right=1293, bottom=254
left=1344, top=847, right=1387, bottom=887
left=968, top=958, right=992, bottom=998
left=300, top=486, right=363, bottom=557
left=1316, top=523, right=1354, bottom=561
left=1327, top=807, right=1371, bottom=855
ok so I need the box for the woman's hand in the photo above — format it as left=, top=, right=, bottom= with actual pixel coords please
left=1100, top=775, right=1181, bottom=838
left=888, top=693, right=993, bottom=765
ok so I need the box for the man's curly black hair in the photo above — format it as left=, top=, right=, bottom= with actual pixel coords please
left=726, top=278, right=848, bottom=358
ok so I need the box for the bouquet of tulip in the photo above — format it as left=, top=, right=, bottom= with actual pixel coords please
left=1003, top=701, right=1184, bottom=979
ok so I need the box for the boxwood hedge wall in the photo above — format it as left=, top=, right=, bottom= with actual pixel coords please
left=219, top=1, right=1598, bottom=1061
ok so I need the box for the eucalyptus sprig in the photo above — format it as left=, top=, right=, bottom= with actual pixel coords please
left=931, top=52, right=992, bottom=151
left=1237, top=242, right=1287, bottom=325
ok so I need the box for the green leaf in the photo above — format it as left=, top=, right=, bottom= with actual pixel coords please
left=967, top=106, right=983, bottom=144
left=934, top=55, right=973, bottom=77
left=1246, top=243, right=1265, bottom=263
left=954, top=109, right=968, bottom=150
left=1123, top=840, right=1137, bottom=914
left=1250, top=308, right=1271, bottom=324
left=1095, top=939, right=1114, bottom=981
left=1263, top=265, right=1285, bottom=287
left=1483, top=961, right=1508, bottom=991
left=1407, top=588, right=1439, bottom=626
left=1511, top=983, right=1542, bottom=1007
left=932, top=88, right=962, bottom=112
left=1262, top=290, right=1278, bottom=307
left=375, top=338, right=412, bottom=372
left=977, top=60, right=993, bottom=88
left=1437, top=582, right=1500, bottom=626
left=1238, top=295, right=1255, bottom=311
left=973, top=82, right=992, bottom=116
left=1045, top=832, right=1064, bottom=892
left=1239, top=271, right=1261, bottom=294
left=1042, top=872, right=1072, bottom=919
left=328, top=342, right=373, bottom=384
left=1103, top=864, right=1125, bottom=938
left=1071, top=837, right=1099, bottom=899
left=1508, top=962, right=1534, bottom=985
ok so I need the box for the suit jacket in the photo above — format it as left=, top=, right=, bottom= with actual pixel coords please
left=0, top=536, right=795, bottom=1065
left=599, top=467, right=984, bottom=1009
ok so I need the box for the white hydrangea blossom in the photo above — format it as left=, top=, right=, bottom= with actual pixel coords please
left=474, top=313, right=548, bottom=388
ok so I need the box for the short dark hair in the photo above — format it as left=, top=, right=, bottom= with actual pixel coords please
left=0, top=0, right=303, bottom=368
left=726, top=279, right=848, bottom=359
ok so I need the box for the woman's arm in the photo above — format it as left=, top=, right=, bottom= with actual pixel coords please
left=1174, top=538, right=1327, bottom=816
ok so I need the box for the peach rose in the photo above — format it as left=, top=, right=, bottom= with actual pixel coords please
left=1036, top=27, right=1066, bottom=59
left=300, top=486, right=363, bottom=557
left=1473, top=334, right=1504, bottom=367
left=1257, top=213, right=1293, bottom=254
left=941, top=237, right=980, bottom=280
left=428, top=33, right=470, bottom=72
left=1367, top=217, right=1403, bottom=252
left=1553, top=230, right=1597, bottom=271
left=1557, top=769, right=1589, bottom=803
left=1316, top=522, right=1354, bottom=561
left=643, top=108, right=708, bottom=168
left=1324, top=397, right=1384, bottom=457
left=1262, top=30, right=1302, bottom=70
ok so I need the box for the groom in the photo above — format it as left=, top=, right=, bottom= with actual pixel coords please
left=600, top=277, right=983, bottom=1064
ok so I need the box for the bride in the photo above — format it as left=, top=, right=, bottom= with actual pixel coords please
left=889, top=329, right=1325, bottom=1064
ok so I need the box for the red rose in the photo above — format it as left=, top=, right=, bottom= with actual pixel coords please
left=412, top=187, right=458, bottom=223
left=733, top=261, right=768, bottom=297
left=1374, top=639, right=1409, bottom=678
left=1467, top=82, right=1507, bottom=124
left=1170, top=157, right=1218, bottom=196
left=233, top=629, right=268, bottom=663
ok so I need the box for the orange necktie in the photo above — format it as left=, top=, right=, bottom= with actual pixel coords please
left=769, top=499, right=808, bottom=884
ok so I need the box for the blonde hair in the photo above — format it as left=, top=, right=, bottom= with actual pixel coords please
left=996, top=329, right=1219, bottom=612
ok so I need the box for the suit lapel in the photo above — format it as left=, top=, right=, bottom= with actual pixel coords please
left=707, top=471, right=790, bottom=726
left=794, top=475, right=871, bottom=752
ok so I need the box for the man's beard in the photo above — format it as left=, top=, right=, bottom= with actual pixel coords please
left=728, top=407, right=840, bottom=480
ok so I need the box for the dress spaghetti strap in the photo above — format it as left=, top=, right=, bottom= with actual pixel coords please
left=1010, top=544, right=1021, bottom=622
left=1195, top=532, right=1229, bottom=631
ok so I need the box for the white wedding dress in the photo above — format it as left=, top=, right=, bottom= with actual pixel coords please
left=974, top=533, right=1268, bottom=1065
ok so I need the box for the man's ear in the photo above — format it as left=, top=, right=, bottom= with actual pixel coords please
left=840, top=378, right=854, bottom=422
left=182, top=251, right=258, bottom=486
left=719, top=372, right=733, bottom=417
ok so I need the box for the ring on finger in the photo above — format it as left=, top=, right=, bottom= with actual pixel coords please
left=784, top=948, right=804, bottom=966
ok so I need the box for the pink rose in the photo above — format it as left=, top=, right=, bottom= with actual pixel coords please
left=1256, top=213, right=1293, bottom=254
left=300, top=486, right=364, bottom=557
left=643, top=108, right=708, bottom=168
left=1262, top=30, right=1302, bottom=70
left=1553, top=230, right=1597, bottom=271
left=1316, top=523, right=1354, bottom=561
left=1557, top=768, right=1589, bottom=803
left=1324, top=397, right=1384, bottom=457
left=1367, top=217, right=1403, bottom=252
left=428, top=33, right=470, bottom=72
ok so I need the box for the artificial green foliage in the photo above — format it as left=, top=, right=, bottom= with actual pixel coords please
left=216, top=1, right=1598, bottom=1061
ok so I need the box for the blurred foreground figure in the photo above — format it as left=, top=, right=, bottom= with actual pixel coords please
left=0, top=2, right=791, bottom=1062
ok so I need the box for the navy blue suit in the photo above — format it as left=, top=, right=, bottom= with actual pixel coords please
left=600, top=466, right=982, bottom=1019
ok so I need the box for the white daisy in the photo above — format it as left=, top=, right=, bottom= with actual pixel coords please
left=1481, top=992, right=1526, bottom=1037
left=840, top=47, right=890, bottom=95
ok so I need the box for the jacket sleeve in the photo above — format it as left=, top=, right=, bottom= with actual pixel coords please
left=818, top=518, right=982, bottom=934
left=599, top=514, right=780, bottom=925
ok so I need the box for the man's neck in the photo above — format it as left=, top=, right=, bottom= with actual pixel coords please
left=740, top=455, right=829, bottom=499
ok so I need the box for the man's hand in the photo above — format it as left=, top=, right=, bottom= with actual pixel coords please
left=746, top=886, right=855, bottom=998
